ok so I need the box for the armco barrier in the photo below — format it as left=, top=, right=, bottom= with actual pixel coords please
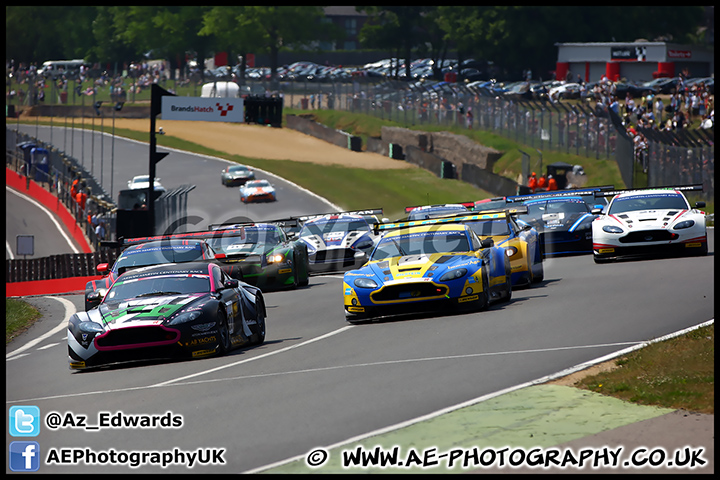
left=6, top=276, right=104, bottom=298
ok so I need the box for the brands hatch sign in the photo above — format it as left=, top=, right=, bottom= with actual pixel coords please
left=161, top=97, right=245, bottom=122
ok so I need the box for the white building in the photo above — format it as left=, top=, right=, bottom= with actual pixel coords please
left=555, top=41, right=714, bottom=83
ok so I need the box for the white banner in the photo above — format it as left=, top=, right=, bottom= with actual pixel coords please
left=161, top=97, right=245, bottom=122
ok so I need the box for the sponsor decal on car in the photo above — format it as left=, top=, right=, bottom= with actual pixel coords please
left=191, top=349, right=216, bottom=358
left=183, top=336, right=217, bottom=347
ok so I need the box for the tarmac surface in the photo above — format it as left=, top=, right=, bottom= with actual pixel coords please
left=10, top=119, right=714, bottom=474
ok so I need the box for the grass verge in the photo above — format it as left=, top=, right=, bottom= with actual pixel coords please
left=6, top=298, right=41, bottom=345
left=574, top=323, right=714, bottom=414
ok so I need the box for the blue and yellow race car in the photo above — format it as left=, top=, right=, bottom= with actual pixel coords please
left=452, top=207, right=544, bottom=286
left=343, top=217, right=512, bottom=323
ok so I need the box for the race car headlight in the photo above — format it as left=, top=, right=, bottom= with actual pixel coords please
left=439, top=268, right=467, bottom=281
left=602, top=225, right=623, bottom=234
left=86, top=288, right=107, bottom=302
left=266, top=253, right=285, bottom=263
left=78, top=321, right=104, bottom=333
left=673, top=220, right=695, bottom=230
left=504, top=246, right=518, bottom=257
left=168, top=311, right=203, bottom=325
left=353, top=277, right=378, bottom=289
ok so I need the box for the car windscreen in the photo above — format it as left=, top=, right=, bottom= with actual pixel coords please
left=246, top=181, right=270, bottom=188
left=407, top=206, right=468, bottom=220
left=518, top=199, right=588, bottom=220
left=105, top=274, right=210, bottom=303
left=473, top=200, right=507, bottom=212
left=114, top=244, right=207, bottom=273
left=466, top=219, right=511, bottom=237
left=207, top=228, right=280, bottom=251
left=300, top=219, right=369, bottom=237
left=371, top=230, right=470, bottom=260
left=608, top=193, right=689, bottom=215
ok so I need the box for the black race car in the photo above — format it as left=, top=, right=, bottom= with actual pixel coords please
left=513, top=195, right=599, bottom=256
left=69, top=262, right=266, bottom=371
left=84, top=237, right=227, bottom=311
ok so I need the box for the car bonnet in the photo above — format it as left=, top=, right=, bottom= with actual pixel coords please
left=608, top=208, right=692, bottom=230
left=364, top=251, right=480, bottom=283
left=96, top=294, right=207, bottom=327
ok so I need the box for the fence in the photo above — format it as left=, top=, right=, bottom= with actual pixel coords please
left=6, top=250, right=120, bottom=283
left=279, top=78, right=713, bottom=201
left=8, top=73, right=715, bottom=202
left=6, top=128, right=116, bottom=251
left=6, top=125, right=197, bottom=283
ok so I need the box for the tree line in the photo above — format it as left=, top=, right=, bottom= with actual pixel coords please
left=5, top=6, right=709, bottom=82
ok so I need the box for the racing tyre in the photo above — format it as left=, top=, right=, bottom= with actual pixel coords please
left=217, top=311, right=231, bottom=355
left=532, top=260, right=544, bottom=283
left=290, top=255, right=299, bottom=289
left=476, top=267, right=490, bottom=311
left=693, top=243, right=708, bottom=256
left=250, top=297, right=266, bottom=345
left=503, top=256, right=513, bottom=302
left=298, top=252, right=310, bottom=287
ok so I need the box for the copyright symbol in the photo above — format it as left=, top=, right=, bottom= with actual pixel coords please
left=306, top=448, right=329, bottom=467
left=46, top=412, right=61, bottom=429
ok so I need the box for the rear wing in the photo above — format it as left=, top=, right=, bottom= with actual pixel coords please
left=268, top=208, right=384, bottom=224
left=593, top=184, right=704, bottom=198
left=403, top=202, right=475, bottom=213
left=373, top=208, right=527, bottom=236
left=507, top=185, right=615, bottom=203
left=100, top=226, right=256, bottom=250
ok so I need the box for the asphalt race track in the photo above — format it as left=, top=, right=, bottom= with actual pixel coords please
left=6, top=124, right=715, bottom=473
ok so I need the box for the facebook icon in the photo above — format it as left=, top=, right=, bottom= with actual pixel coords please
left=9, top=441, right=40, bottom=472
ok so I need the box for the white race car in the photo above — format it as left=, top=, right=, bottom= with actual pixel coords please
left=127, top=174, right=166, bottom=193
left=297, top=211, right=381, bottom=273
left=591, top=185, right=708, bottom=263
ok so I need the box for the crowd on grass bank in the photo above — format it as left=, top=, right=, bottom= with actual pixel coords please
left=7, top=60, right=174, bottom=105
left=581, top=74, right=714, bottom=174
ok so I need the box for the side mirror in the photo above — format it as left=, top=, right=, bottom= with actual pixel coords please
left=97, top=263, right=109, bottom=273
left=591, top=208, right=603, bottom=214
left=695, top=201, right=706, bottom=208
left=223, top=278, right=239, bottom=289
left=214, top=253, right=227, bottom=259
left=87, top=291, right=102, bottom=301
left=480, top=237, right=494, bottom=248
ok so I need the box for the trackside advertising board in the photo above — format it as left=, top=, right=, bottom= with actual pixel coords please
left=161, top=97, right=245, bottom=122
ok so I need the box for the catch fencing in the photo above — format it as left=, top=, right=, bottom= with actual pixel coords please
left=6, top=126, right=196, bottom=282
left=278, top=78, right=713, bottom=201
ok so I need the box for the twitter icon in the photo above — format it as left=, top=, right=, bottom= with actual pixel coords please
left=10, top=406, right=40, bottom=437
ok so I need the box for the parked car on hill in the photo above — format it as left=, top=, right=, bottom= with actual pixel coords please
left=641, top=77, right=680, bottom=95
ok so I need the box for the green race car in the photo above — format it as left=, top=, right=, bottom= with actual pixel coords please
left=205, top=223, right=310, bottom=290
